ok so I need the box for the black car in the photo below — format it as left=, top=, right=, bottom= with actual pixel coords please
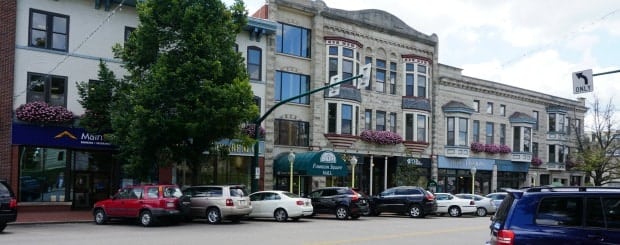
left=306, top=187, right=369, bottom=220
left=370, top=186, right=437, bottom=218
left=0, top=180, right=18, bottom=232
left=488, top=186, right=620, bottom=245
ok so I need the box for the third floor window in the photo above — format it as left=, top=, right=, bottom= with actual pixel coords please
left=276, top=23, right=311, bottom=58
left=29, top=9, right=69, bottom=52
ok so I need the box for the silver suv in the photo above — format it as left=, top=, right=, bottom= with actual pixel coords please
left=183, top=185, right=252, bottom=224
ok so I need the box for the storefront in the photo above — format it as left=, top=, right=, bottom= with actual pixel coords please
left=12, top=123, right=117, bottom=210
left=437, top=157, right=528, bottom=195
left=273, top=150, right=349, bottom=196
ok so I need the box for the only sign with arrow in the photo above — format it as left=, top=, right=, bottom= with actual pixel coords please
left=572, top=69, right=593, bottom=94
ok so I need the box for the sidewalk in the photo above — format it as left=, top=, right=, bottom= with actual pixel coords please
left=14, top=210, right=92, bottom=224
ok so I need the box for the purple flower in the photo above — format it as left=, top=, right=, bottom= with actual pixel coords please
left=15, top=101, right=74, bottom=124
left=241, top=124, right=265, bottom=138
left=484, top=144, right=500, bottom=154
left=360, top=130, right=403, bottom=145
left=470, top=142, right=485, bottom=153
left=531, top=157, right=543, bottom=166
left=499, top=144, right=512, bottom=154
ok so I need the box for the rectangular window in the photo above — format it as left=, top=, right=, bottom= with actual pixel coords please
left=473, top=100, right=480, bottom=112
left=341, top=104, right=353, bottom=134
left=418, top=115, right=427, bottom=142
left=342, top=48, right=353, bottom=58
left=500, top=105, right=506, bottom=116
left=124, top=26, right=135, bottom=42
left=405, top=114, right=414, bottom=141
left=458, top=118, right=467, bottom=146
left=558, top=114, right=565, bottom=133
left=389, top=62, right=397, bottom=94
left=365, top=57, right=373, bottom=90
left=18, top=147, right=68, bottom=202
left=513, top=127, right=521, bottom=152
left=247, top=47, right=262, bottom=81
left=549, top=114, right=556, bottom=131
left=375, top=59, right=386, bottom=93
left=558, top=145, right=565, bottom=163
left=549, top=145, right=556, bottom=163
left=473, top=120, right=480, bottom=142
left=500, top=124, right=506, bottom=145
left=405, top=74, right=414, bottom=96
left=365, top=109, right=372, bottom=130
left=29, top=9, right=69, bottom=51
left=389, top=112, right=397, bottom=132
left=417, top=65, right=427, bottom=98
left=275, top=71, right=310, bottom=104
left=447, top=117, right=455, bottom=146
left=524, top=127, right=531, bottom=152
left=575, top=119, right=581, bottom=135
left=535, top=197, right=583, bottom=227
left=327, top=103, right=337, bottom=133
left=533, top=111, right=539, bottom=130
left=276, top=23, right=310, bottom=57
left=27, top=72, right=68, bottom=107
left=329, top=57, right=338, bottom=80
left=376, top=111, right=386, bottom=131
left=486, top=122, right=494, bottom=144
left=487, top=102, right=493, bottom=114
left=532, top=142, right=538, bottom=157
left=274, top=119, right=309, bottom=146
left=567, top=117, right=571, bottom=135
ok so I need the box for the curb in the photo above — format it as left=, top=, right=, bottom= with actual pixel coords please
left=11, top=220, right=93, bottom=225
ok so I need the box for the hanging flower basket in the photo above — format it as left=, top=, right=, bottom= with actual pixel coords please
left=360, top=130, right=403, bottom=145
left=241, top=124, right=265, bottom=138
left=499, top=144, right=512, bottom=154
left=15, top=101, right=74, bottom=125
left=484, top=144, right=500, bottom=154
left=531, top=157, right=543, bottom=166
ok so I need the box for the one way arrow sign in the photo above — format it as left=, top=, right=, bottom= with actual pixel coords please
left=572, top=69, right=593, bottom=94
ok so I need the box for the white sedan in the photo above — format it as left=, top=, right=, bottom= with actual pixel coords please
left=248, top=191, right=313, bottom=222
left=434, top=193, right=477, bottom=217
left=455, top=193, right=496, bottom=216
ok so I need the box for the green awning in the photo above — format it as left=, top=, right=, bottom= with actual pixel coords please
left=274, top=151, right=349, bottom=177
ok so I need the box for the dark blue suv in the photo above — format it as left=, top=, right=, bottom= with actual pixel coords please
left=488, top=186, right=620, bottom=245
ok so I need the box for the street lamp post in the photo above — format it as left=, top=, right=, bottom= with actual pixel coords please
left=350, top=156, right=358, bottom=188
left=288, top=151, right=295, bottom=193
left=470, top=166, right=477, bottom=196
left=532, top=172, right=537, bottom=186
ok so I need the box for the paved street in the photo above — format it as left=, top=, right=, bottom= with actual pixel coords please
left=4, top=214, right=491, bottom=245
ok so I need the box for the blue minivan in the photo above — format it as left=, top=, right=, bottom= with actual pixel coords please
left=488, top=186, right=620, bottom=245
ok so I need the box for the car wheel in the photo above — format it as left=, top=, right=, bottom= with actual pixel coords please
left=139, top=210, right=154, bottom=227
left=94, top=209, right=108, bottom=225
left=0, top=223, right=6, bottom=232
left=335, top=206, right=349, bottom=220
left=448, top=206, right=461, bottom=217
left=206, top=208, right=222, bottom=224
left=476, top=207, right=487, bottom=217
left=274, top=208, right=288, bottom=222
left=408, top=204, right=424, bottom=218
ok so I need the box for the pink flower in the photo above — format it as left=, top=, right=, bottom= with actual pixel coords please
left=499, top=144, right=512, bottom=154
left=16, top=101, right=74, bottom=124
left=470, top=142, right=485, bottom=153
left=531, top=157, right=543, bottom=166
left=242, top=124, right=265, bottom=138
left=484, top=144, right=500, bottom=154
left=360, top=130, right=403, bottom=145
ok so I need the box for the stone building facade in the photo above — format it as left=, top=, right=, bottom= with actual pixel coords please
left=434, top=64, right=587, bottom=194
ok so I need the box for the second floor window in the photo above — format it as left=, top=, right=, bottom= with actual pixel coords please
left=446, top=117, right=467, bottom=146
left=473, top=100, right=480, bottom=112
left=389, top=112, right=397, bottom=132
left=473, top=120, right=480, bottom=142
left=512, top=126, right=532, bottom=152
left=365, top=109, right=372, bottom=130
left=376, top=111, right=386, bottom=131
left=404, top=63, right=428, bottom=98
left=375, top=59, right=386, bottom=93
left=275, top=119, right=309, bottom=146
left=486, top=122, right=494, bottom=144
left=548, top=113, right=567, bottom=133
left=327, top=102, right=358, bottom=135
left=533, top=111, right=539, bottom=130
left=406, top=113, right=428, bottom=142
left=276, top=23, right=310, bottom=58
left=487, top=102, right=494, bottom=114
left=389, top=62, right=397, bottom=94
left=500, top=124, right=506, bottom=145
left=29, top=9, right=69, bottom=51
left=275, top=71, right=309, bottom=104
left=326, top=43, right=359, bottom=86
left=27, top=72, right=68, bottom=107
left=247, top=47, right=262, bottom=81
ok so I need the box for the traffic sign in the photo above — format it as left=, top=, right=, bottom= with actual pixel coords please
left=328, top=75, right=341, bottom=97
left=572, top=69, right=593, bottom=94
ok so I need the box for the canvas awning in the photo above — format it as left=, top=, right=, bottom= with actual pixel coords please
left=273, top=150, right=349, bottom=177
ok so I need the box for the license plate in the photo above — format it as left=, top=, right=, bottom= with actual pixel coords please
left=239, top=200, right=245, bottom=205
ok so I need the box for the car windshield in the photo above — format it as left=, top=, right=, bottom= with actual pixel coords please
left=230, top=187, right=249, bottom=197
left=163, top=186, right=183, bottom=198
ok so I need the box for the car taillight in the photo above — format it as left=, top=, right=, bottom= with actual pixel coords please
left=497, top=230, right=514, bottom=245
left=425, top=193, right=435, bottom=201
left=296, top=200, right=304, bottom=206
left=226, top=198, right=234, bottom=206
left=350, top=190, right=359, bottom=201
left=9, top=198, right=17, bottom=209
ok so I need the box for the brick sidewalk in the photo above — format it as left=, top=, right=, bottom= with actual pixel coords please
left=14, top=210, right=92, bottom=224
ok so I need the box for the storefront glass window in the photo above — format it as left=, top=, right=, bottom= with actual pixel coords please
left=19, top=146, right=67, bottom=202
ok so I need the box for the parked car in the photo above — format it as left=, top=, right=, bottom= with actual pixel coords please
left=370, top=186, right=437, bottom=218
left=434, top=192, right=477, bottom=217
left=455, top=193, right=496, bottom=216
left=306, top=187, right=369, bottom=220
left=352, top=188, right=372, bottom=216
left=0, top=180, right=18, bottom=232
left=486, top=192, right=507, bottom=209
left=92, top=184, right=190, bottom=227
left=183, top=185, right=252, bottom=224
left=248, top=190, right=313, bottom=222
left=488, top=186, right=620, bottom=245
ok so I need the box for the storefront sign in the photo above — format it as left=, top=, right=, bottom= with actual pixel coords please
left=12, top=123, right=115, bottom=150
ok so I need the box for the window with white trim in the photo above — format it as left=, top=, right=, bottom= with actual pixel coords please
left=389, top=62, right=397, bottom=94
left=406, top=113, right=429, bottom=142
left=365, top=109, right=372, bottom=130
left=446, top=116, right=467, bottom=146
left=375, top=59, right=386, bottom=93
left=29, top=9, right=69, bottom=52
left=326, top=102, right=359, bottom=135
left=548, top=145, right=569, bottom=163
left=404, top=60, right=429, bottom=98
left=326, top=40, right=361, bottom=86
left=548, top=112, right=567, bottom=133
left=389, top=112, right=397, bottom=132
left=485, top=122, right=494, bottom=144
left=512, top=126, right=532, bottom=152
left=376, top=111, right=386, bottom=131
left=247, top=46, right=262, bottom=81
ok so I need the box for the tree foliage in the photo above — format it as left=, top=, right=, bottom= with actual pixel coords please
left=110, top=0, right=256, bottom=182
left=76, top=60, right=117, bottom=133
left=392, top=161, right=423, bottom=187
left=571, top=96, right=620, bottom=186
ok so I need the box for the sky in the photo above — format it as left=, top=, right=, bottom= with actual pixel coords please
left=234, top=0, right=620, bottom=128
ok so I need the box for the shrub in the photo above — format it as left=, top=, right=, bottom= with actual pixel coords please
left=15, top=101, right=74, bottom=124
left=360, top=130, right=403, bottom=145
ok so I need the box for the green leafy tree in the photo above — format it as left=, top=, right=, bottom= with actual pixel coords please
left=571, top=96, right=620, bottom=186
left=392, top=160, right=423, bottom=186
left=110, top=0, right=257, bottom=183
left=76, top=60, right=117, bottom=133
